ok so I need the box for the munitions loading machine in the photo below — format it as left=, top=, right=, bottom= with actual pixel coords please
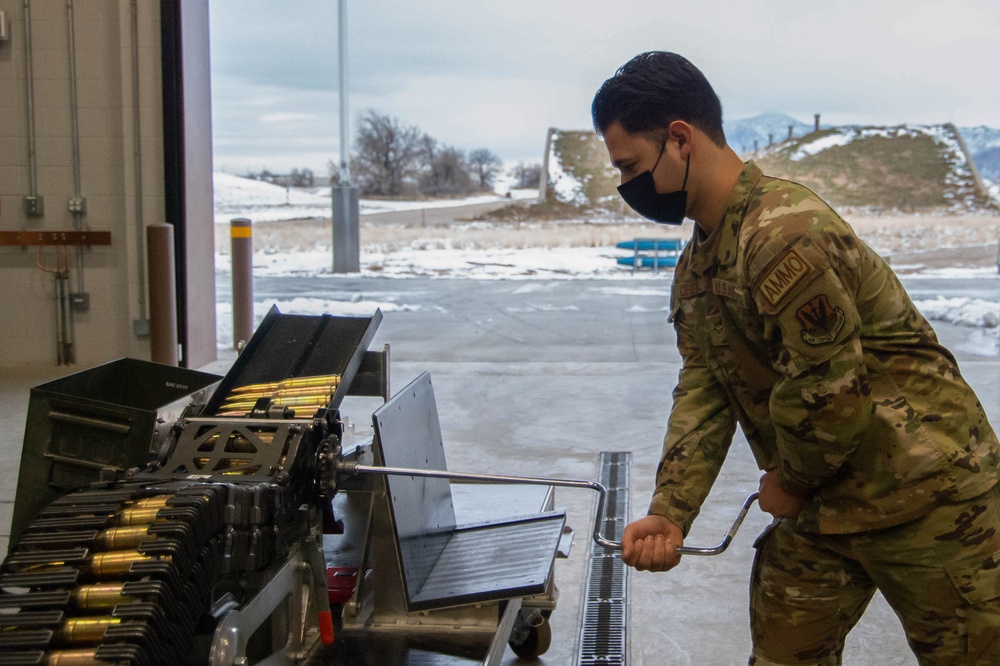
left=0, top=307, right=757, bottom=665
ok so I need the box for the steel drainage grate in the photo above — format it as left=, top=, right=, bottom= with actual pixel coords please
left=577, top=451, right=629, bottom=666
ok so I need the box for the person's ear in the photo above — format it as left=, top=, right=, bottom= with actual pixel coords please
left=667, top=120, right=694, bottom=157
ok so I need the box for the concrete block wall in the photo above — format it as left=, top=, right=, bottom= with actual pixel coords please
left=0, top=0, right=213, bottom=369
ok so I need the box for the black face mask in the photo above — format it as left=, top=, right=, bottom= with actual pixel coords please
left=617, top=147, right=690, bottom=225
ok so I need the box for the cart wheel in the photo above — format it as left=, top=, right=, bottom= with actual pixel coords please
left=509, top=619, right=552, bottom=660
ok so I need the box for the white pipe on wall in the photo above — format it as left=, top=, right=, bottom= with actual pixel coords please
left=23, top=0, right=38, bottom=201
left=65, top=0, right=86, bottom=296
left=131, top=0, right=148, bottom=326
left=66, top=0, right=81, bottom=206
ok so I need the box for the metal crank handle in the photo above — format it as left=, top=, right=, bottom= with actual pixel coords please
left=673, top=492, right=759, bottom=556
left=336, top=461, right=758, bottom=555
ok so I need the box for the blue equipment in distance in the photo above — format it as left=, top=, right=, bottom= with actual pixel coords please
left=615, top=239, right=685, bottom=251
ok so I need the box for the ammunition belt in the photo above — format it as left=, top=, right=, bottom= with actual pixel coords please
left=0, top=480, right=285, bottom=665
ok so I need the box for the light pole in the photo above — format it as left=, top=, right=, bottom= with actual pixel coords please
left=332, top=0, right=360, bottom=273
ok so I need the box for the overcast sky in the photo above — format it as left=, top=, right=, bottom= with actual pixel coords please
left=209, top=0, right=1000, bottom=176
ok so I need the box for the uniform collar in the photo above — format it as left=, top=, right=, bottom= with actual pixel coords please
left=685, top=160, right=763, bottom=276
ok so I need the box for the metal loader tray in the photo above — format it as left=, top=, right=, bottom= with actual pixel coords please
left=317, top=372, right=565, bottom=665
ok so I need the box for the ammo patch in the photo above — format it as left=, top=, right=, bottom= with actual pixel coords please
left=758, top=248, right=811, bottom=307
left=796, top=294, right=845, bottom=345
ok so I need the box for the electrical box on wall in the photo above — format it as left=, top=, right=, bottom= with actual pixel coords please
left=0, top=11, right=8, bottom=41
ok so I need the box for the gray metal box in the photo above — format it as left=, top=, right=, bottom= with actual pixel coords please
left=9, top=358, right=220, bottom=548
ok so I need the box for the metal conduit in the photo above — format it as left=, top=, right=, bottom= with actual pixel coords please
left=131, top=0, right=148, bottom=327
left=23, top=0, right=39, bottom=204
left=66, top=0, right=81, bottom=208
left=54, top=270, right=65, bottom=364
left=66, top=0, right=86, bottom=295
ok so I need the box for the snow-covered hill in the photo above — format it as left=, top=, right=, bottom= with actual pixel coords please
left=213, top=172, right=537, bottom=225
left=727, top=115, right=1000, bottom=184
left=754, top=124, right=998, bottom=212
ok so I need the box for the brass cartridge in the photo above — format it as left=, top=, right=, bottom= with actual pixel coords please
left=96, top=526, right=154, bottom=550
left=229, top=374, right=340, bottom=394
left=193, top=457, right=263, bottom=475
left=221, top=431, right=276, bottom=452
left=272, top=386, right=338, bottom=398
left=72, top=583, right=131, bottom=610
left=130, top=495, right=171, bottom=509
left=220, top=394, right=332, bottom=411
left=45, top=649, right=102, bottom=666
left=221, top=387, right=336, bottom=404
left=85, top=551, right=154, bottom=576
left=218, top=404, right=326, bottom=417
left=115, top=507, right=162, bottom=526
left=57, top=616, right=121, bottom=644
left=285, top=405, right=325, bottom=416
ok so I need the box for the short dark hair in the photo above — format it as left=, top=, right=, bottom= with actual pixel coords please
left=592, top=51, right=726, bottom=147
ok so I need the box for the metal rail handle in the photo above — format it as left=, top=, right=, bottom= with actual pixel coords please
left=336, top=461, right=759, bottom=556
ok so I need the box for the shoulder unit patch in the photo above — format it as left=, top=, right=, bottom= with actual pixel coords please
left=796, top=294, right=846, bottom=345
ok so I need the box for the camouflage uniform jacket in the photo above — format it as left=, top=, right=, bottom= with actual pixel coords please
left=650, top=161, right=999, bottom=534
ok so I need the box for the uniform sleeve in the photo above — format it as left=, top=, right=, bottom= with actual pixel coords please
left=747, top=218, right=872, bottom=496
left=649, top=304, right=737, bottom=536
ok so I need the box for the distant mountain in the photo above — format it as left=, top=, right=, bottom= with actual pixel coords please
left=958, top=126, right=1000, bottom=182
left=726, top=113, right=818, bottom=155
left=971, top=147, right=1000, bottom=182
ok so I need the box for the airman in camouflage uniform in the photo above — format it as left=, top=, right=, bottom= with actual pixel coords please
left=592, top=51, right=1000, bottom=665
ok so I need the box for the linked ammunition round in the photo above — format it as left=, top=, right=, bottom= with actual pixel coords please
left=116, top=507, right=162, bottom=526
left=57, top=616, right=122, bottom=644
left=96, top=526, right=154, bottom=550
left=72, top=583, right=132, bottom=610
left=229, top=374, right=340, bottom=395
left=85, top=551, right=154, bottom=577
left=43, top=648, right=105, bottom=666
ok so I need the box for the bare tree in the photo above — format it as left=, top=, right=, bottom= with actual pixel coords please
left=252, top=169, right=277, bottom=184
left=468, top=149, right=503, bottom=191
left=511, top=162, right=542, bottom=189
left=289, top=168, right=314, bottom=188
left=418, top=135, right=475, bottom=195
left=345, top=110, right=503, bottom=197
left=352, top=110, right=424, bottom=196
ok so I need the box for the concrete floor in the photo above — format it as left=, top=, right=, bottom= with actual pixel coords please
left=2, top=276, right=998, bottom=664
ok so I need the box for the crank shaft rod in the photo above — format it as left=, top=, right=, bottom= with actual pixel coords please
left=337, top=461, right=758, bottom=555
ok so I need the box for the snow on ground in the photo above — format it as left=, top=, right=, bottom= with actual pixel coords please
left=215, top=238, right=999, bottom=356
left=216, top=298, right=420, bottom=350
left=213, top=172, right=999, bottom=356
left=213, top=172, right=536, bottom=224
left=900, top=266, right=1000, bottom=279
left=216, top=245, right=643, bottom=280
left=911, top=298, right=999, bottom=328
left=546, top=140, right=586, bottom=204
left=790, top=132, right=855, bottom=159
left=214, top=173, right=331, bottom=223
left=790, top=125, right=966, bottom=163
